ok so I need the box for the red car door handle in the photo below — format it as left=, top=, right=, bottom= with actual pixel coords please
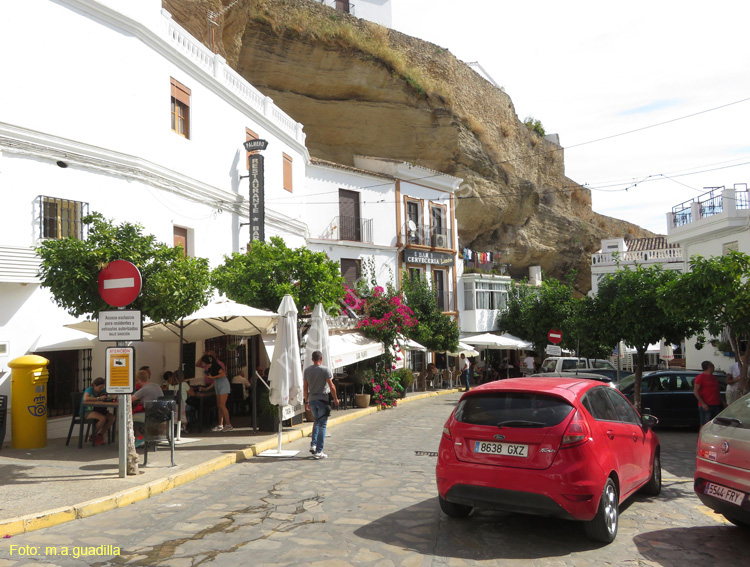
left=632, top=433, right=639, bottom=442
left=606, top=430, right=615, bottom=440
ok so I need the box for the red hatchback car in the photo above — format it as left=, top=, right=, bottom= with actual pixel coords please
left=436, top=378, right=661, bottom=543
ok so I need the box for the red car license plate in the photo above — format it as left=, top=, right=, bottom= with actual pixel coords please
left=473, top=441, right=528, bottom=457
left=705, top=482, right=746, bottom=506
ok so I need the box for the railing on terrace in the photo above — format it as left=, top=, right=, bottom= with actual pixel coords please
left=669, top=184, right=750, bottom=229
left=162, top=11, right=303, bottom=143
left=319, top=216, right=373, bottom=243
left=591, top=248, right=683, bottom=266
left=402, top=222, right=454, bottom=249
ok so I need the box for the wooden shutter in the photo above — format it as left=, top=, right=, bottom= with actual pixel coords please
left=283, top=153, right=293, bottom=192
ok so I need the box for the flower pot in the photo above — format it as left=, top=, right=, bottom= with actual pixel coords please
left=354, top=393, right=371, bottom=408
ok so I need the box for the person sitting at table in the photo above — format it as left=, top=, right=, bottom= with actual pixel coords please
left=132, top=369, right=163, bottom=447
left=197, top=354, right=233, bottom=432
left=162, top=370, right=174, bottom=391
left=231, top=367, right=251, bottom=400
left=168, top=370, right=192, bottom=432
left=81, top=377, right=115, bottom=446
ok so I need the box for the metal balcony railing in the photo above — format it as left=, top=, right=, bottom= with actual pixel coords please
left=670, top=185, right=750, bottom=228
left=319, top=215, right=373, bottom=243
left=402, top=222, right=453, bottom=249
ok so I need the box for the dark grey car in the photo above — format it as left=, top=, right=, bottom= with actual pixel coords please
left=617, top=370, right=727, bottom=427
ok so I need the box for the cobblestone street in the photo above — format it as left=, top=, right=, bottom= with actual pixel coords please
left=1, top=393, right=747, bottom=567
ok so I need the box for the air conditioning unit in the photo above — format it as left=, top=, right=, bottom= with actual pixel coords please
left=433, top=234, right=448, bottom=248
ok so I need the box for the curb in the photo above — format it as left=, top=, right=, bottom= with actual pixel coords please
left=0, top=388, right=460, bottom=537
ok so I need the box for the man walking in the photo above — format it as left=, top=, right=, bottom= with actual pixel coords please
left=460, top=353, right=472, bottom=392
left=694, top=360, right=722, bottom=426
left=303, top=350, right=338, bottom=459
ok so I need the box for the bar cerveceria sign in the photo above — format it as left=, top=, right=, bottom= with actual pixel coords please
left=403, top=250, right=455, bottom=266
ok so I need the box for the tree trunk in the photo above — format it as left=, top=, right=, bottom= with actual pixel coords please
left=633, top=348, right=646, bottom=412
left=125, top=396, right=139, bottom=475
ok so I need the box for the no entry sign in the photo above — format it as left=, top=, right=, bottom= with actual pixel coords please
left=548, top=329, right=563, bottom=344
left=98, top=260, right=142, bottom=307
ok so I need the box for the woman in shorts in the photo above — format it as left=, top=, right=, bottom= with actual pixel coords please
left=198, top=354, right=233, bottom=432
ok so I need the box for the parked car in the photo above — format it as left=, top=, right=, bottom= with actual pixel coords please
left=530, top=371, right=617, bottom=386
left=540, top=357, right=617, bottom=374
left=436, top=377, right=661, bottom=543
left=694, top=393, right=750, bottom=528
left=618, top=370, right=727, bottom=427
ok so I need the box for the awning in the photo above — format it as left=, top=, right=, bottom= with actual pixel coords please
left=30, top=327, right=97, bottom=352
left=264, top=331, right=384, bottom=370
left=329, top=332, right=384, bottom=369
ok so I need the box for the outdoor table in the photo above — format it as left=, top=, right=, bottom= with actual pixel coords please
left=87, top=400, right=118, bottom=444
left=190, top=391, right=216, bottom=432
left=335, top=380, right=354, bottom=410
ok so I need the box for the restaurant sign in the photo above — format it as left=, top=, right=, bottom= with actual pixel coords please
left=403, top=249, right=455, bottom=266
left=248, top=154, right=265, bottom=242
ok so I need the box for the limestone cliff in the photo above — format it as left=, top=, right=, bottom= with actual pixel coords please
left=163, top=0, right=654, bottom=293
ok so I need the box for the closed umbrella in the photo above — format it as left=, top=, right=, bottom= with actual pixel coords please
left=262, top=294, right=303, bottom=457
left=304, top=303, right=331, bottom=370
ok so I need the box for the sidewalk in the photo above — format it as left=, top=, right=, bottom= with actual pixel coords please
left=0, top=389, right=458, bottom=537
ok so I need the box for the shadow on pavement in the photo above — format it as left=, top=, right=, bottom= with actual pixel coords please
left=633, top=524, right=750, bottom=564
left=354, top=498, right=607, bottom=560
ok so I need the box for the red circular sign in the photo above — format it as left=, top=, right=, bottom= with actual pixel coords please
left=548, top=329, right=563, bottom=344
left=98, top=260, right=142, bottom=307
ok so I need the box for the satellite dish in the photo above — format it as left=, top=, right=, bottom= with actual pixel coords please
left=408, top=220, right=417, bottom=232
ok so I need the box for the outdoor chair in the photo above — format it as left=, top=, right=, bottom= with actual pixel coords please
left=66, top=391, right=98, bottom=448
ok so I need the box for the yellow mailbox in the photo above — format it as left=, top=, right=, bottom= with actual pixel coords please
left=9, top=355, right=50, bottom=449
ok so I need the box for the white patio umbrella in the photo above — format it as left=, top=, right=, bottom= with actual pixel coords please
left=463, top=333, right=530, bottom=350
left=67, top=297, right=280, bottom=436
left=262, top=294, right=303, bottom=457
left=303, top=303, right=331, bottom=370
left=447, top=341, right=480, bottom=357
left=659, top=341, right=675, bottom=361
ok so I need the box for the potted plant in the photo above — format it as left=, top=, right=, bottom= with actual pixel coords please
left=351, top=368, right=374, bottom=408
left=256, top=387, right=278, bottom=431
left=392, top=368, right=414, bottom=398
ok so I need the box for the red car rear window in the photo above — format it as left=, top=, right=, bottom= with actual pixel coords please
left=455, top=393, right=574, bottom=428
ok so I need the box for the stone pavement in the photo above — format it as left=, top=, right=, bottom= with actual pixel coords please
left=0, top=389, right=458, bottom=537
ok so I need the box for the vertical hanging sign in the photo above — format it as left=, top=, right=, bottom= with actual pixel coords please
left=244, top=138, right=269, bottom=243
left=248, top=154, right=265, bottom=242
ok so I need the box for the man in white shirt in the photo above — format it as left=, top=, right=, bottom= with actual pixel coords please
left=523, top=354, right=536, bottom=375
left=460, top=353, right=472, bottom=392
left=727, top=360, right=742, bottom=405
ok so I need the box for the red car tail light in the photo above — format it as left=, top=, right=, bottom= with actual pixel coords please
left=442, top=426, right=451, bottom=439
left=561, top=411, right=590, bottom=448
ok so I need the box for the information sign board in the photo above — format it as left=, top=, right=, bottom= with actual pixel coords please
left=98, top=310, right=142, bottom=342
left=105, top=346, right=135, bottom=394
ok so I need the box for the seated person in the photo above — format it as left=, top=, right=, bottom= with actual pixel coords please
left=131, top=369, right=164, bottom=446
left=169, top=370, right=193, bottom=432
left=231, top=367, right=251, bottom=399
left=81, top=377, right=115, bottom=446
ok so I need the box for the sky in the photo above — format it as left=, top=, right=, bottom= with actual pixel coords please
left=392, top=1, right=750, bottom=234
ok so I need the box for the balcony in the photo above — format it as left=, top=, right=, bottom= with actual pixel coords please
left=667, top=184, right=750, bottom=233
left=402, top=222, right=453, bottom=249
left=591, top=247, right=683, bottom=267
left=319, top=215, right=373, bottom=243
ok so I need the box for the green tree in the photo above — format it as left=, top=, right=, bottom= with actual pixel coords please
left=36, top=213, right=213, bottom=475
left=36, top=213, right=212, bottom=321
left=400, top=272, right=459, bottom=353
left=212, top=237, right=344, bottom=313
left=597, top=265, right=698, bottom=410
left=661, top=251, right=750, bottom=396
left=499, top=277, right=578, bottom=356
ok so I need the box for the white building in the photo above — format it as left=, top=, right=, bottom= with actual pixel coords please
left=319, top=0, right=393, bottom=28
left=590, top=237, right=683, bottom=295
left=666, top=183, right=750, bottom=372
left=0, top=0, right=310, bottom=439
